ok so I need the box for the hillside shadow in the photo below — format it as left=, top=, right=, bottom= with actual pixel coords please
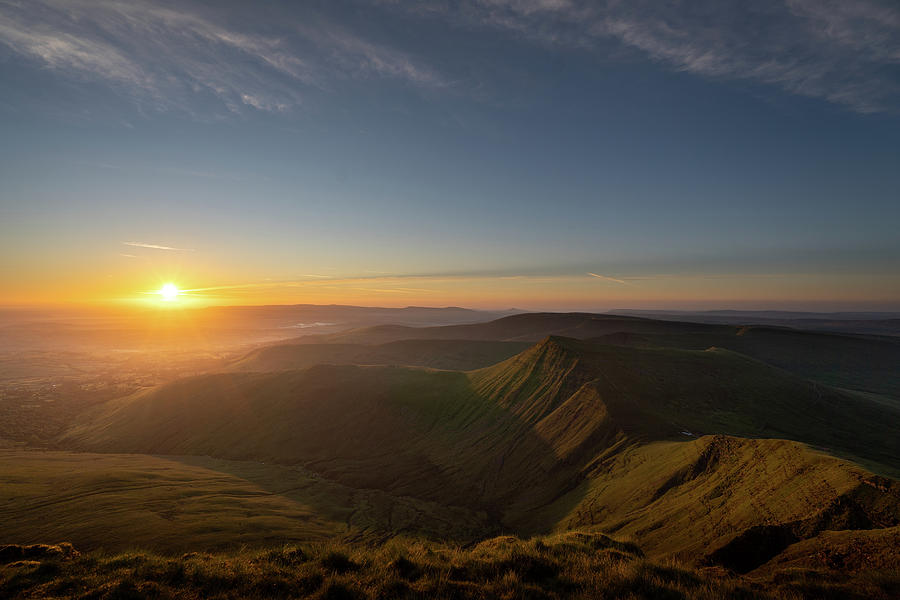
left=161, top=364, right=594, bottom=544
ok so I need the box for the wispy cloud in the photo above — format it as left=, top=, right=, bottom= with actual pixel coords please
left=5, top=1, right=894, bottom=115
left=587, top=272, right=627, bottom=284
left=419, top=0, right=900, bottom=113
left=0, top=0, right=446, bottom=115
left=123, top=241, right=194, bottom=251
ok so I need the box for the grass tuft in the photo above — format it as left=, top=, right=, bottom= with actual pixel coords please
left=1, top=532, right=897, bottom=599
left=319, top=551, right=359, bottom=574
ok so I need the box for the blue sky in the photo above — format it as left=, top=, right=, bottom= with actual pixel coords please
left=1, top=0, right=898, bottom=310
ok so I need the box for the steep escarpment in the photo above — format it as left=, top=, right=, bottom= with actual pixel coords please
left=553, top=434, right=900, bottom=562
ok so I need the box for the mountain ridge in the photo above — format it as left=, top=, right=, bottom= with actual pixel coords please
left=57, top=335, right=900, bottom=570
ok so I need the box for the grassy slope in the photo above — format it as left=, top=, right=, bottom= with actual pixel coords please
left=59, top=363, right=585, bottom=520
left=57, top=337, right=900, bottom=569
left=752, top=525, right=900, bottom=575
left=229, top=339, right=531, bottom=373
left=0, top=450, right=491, bottom=554
left=0, top=450, right=336, bottom=553
left=2, top=532, right=898, bottom=600
left=548, top=436, right=900, bottom=566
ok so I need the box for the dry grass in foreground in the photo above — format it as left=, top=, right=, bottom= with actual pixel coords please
left=1, top=532, right=897, bottom=600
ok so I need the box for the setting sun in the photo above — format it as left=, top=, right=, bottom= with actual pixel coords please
left=159, top=283, right=180, bottom=301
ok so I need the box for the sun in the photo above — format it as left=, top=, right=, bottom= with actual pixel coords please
left=159, top=283, right=180, bottom=302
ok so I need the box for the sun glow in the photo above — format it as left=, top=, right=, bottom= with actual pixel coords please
left=159, top=283, right=180, bottom=301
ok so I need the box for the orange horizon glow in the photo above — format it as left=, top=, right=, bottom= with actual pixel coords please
left=2, top=269, right=898, bottom=313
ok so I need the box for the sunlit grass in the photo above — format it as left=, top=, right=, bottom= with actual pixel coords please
left=2, top=533, right=897, bottom=599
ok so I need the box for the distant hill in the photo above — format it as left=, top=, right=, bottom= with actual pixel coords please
left=229, top=339, right=531, bottom=373
left=611, top=309, right=900, bottom=337
left=306, top=313, right=729, bottom=344
left=201, top=303, right=521, bottom=329
left=298, top=312, right=900, bottom=398
left=60, top=336, right=900, bottom=567
left=588, top=326, right=900, bottom=399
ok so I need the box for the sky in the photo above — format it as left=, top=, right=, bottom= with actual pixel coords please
left=1, top=0, right=899, bottom=311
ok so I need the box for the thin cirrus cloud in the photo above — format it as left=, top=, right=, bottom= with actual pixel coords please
left=423, top=0, right=900, bottom=113
left=2, top=0, right=896, bottom=115
left=123, top=241, right=194, bottom=252
left=587, top=272, right=627, bottom=285
left=0, top=0, right=446, bottom=114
